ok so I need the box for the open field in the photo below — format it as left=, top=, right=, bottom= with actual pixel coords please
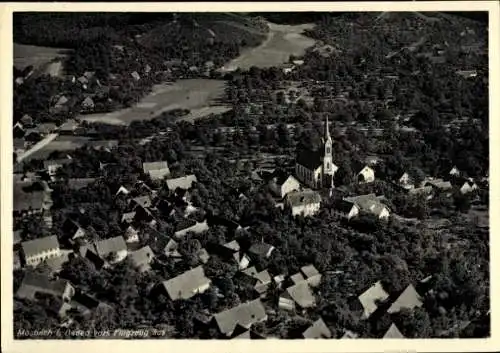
left=219, top=22, right=316, bottom=72
left=14, top=43, right=70, bottom=76
left=80, top=79, right=228, bottom=126
left=23, top=136, right=118, bottom=162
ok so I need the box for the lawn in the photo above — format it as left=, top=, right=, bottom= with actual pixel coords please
left=14, top=43, right=70, bottom=76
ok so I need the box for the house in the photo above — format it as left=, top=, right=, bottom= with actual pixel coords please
left=213, top=299, right=267, bottom=337
left=20, top=114, right=33, bottom=127
left=21, top=235, right=60, bottom=267
left=282, top=63, right=295, bottom=74
left=162, top=266, right=211, bottom=300
left=77, top=75, right=89, bottom=88
left=131, top=71, right=141, bottom=81
left=279, top=281, right=316, bottom=311
left=61, top=219, right=86, bottom=242
left=456, top=70, right=477, bottom=79
left=295, top=117, right=338, bottom=189
left=115, top=185, right=131, bottom=196
left=241, top=267, right=272, bottom=296
left=344, top=194, right=390, bottom=220
left=124, top=226, right=140, bottom=243
left=357, top=281, right=390, bottom=319
left=290, top=272, right=306, bottom=285
left=143, top=161, right=170, bottom=180
left=121, top=211, right=136, bottom=224
left=458, top=178, right=479, bottom=194
left=383, top=323, right=405, bottom=338
left=302, top=318, right=332, bottom=339
left=300, top=264, right=322, bottom=287
left=174, top=220, right=209, bottom=239
left=166, top=175, right=197, bottom=192
left=269, top=174, right=301, bottom=199
left=353, top=162, right=375, bottom=183
left=387, top=284, right=423, bottom=314
left=449, top=166, right=461, bottom=177
left=130, top=195, right=153, bottom=210
left=293, top=59, right=305, bottom=66
left=95, top=236, right=128, bottom=264
left=248, top=242, right=275, bottom=259
left=144, top=64, right=152, bottom=74
left=13, top=184, right=48, bottom=216
left=54, top=95, right=69, bottom=109
left=332, top=200, right=360, bottom=220
left=81, top=97, right=95, bottom=110
left=13, top=121, right=25, bottom=137
left=214, top=240, right=250, bottom=270
left=397, top=172, right=414, bottom=189
left=285, top=190, right=322, bottom=217
left=16, top=272, right=75, bottom=302
left=273, top=274, right=286, bottom=289
left=128, top=246, right=154, bottom=272
left=43, top=158, right=72, bottom=178
left=162, top=238, right=183, bottom=261
left=59, top=119, right=79, bottom=134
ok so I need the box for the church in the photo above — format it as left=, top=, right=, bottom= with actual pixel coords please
left=295, top=117, right=338, bottom=190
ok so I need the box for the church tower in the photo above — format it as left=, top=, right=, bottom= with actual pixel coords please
left=322, top=116, right=335, bottom=189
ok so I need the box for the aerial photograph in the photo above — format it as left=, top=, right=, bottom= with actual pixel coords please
left=11, top=11, right=489, bottom=339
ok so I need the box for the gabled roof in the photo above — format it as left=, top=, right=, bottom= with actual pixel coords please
left=387, top=284, right=423, bottom=314
left=95, top=236, right=127, bottom=258
left=296, top=148, right=323, bottom=170
left=344, top=194, right=388, bottom=216
left=224, top=240, right=241, bottom=252
left=286, top=190, right=322, bottom=207
left=16, top=272, right=71, bottom=300
left=22, top=236, right=59, bottom=258
left=284, top=281, right=316, bottom=308
left=174, top=220, right=209, bottom=238
left=248, top=242, right=275, bottom=258
left=383, top=323, right=405, bottom=338
left=162, top=266, right=211, bottom=300
left=358, top=281, right=390, bottom=319
left=143, top=161, right=170, bottom=179
left=166, top=175, right=197, bottom=191
left=131, top=195, right=152, bottom=209
left=59, top=119, right=79, bottom=131
left=213, top=299, right=267, bottom=336
left=334, top=200, right=358, bottom=213
left=301, top=264, right=320, bottom=279
left=128, top=246, right=154, bottom=272
left=302, top=318, right=332, bottom=339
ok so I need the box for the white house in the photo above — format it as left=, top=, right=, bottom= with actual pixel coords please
left=21, top=236, right=61, bottom=267
left=285, top=190, right=321, bottom=217
left=269, top=174, right=301, bottom=199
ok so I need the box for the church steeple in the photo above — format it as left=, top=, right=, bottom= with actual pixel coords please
left=325, top=116, right=332, bottom=142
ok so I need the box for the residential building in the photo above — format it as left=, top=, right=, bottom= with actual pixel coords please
left=383, top=323, right=405, bottom=338
left=95, top=236, right=128, bottom=264
left=353, top=162, right=375, bottom=183
left=121, top=212, right=136, bottom=225
left=387, top=284, right=423, bottom=314
left=21, top=235, right=61, bottom=267
left=397, top=172, right=414, bottom=189
left=166, top=175, right=198, bottom=191
left=43, top=250, right=73, bottom=274
left=174, top=220, right=209, bottom=239
left=131, top=71, right=141, bottom=81
left=213, top=299, right=267, bottom=337
left=269, top=174, right=301, bottom=199
left=279, top=281, right=316, bottom=311
left=300, top=264, right=322, bottom=287
left=285, top=190, right=322, bottom=217
left=128, top=246, right=155, bottom=272
left=295, top=117, right=338, bottom=189
left=124, top=226, right=140, bottom=243
left=458, top=178, right=479, bottom=194
left=332, top=200, right=360, bottom=220
left=43, top=158, right=72, bottom=179
left=16, top=272, right=75, bottom=302
left=344, top=194, right=390, bottom=220
left=162, top=266, right=211, bottom=300
left=302, top=318, right=332, bottom=339
left=248, top=242, right=275, bottom=259
left=241, top=267, right=272, bottom=296
left=143, top=161, right=170, bottom=180
left=59, top=119, right=79, bottom=134
left=61, top=219, right=86, bottom=242
left=357, top=281, right=390, bottom=319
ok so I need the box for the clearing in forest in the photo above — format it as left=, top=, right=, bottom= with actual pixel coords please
left=219, top=22, right=316, bottom=72
left=79, top=79, right=228, bottom=125
left=14, top=43, right=70, bottom=76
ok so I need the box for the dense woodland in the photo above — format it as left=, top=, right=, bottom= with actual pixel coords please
left=13, top=12, right=489, bottom=339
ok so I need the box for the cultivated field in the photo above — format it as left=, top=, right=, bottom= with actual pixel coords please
left=80, top=79, right=228, bottom=126
left=14, top=43, right=70, bottom=76
left=219, top=22, right=316, bottom=72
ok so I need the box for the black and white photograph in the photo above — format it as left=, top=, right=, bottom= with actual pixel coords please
left=2, top=1, right=497, bottom=347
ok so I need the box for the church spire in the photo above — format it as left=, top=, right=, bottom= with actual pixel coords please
left=325, top=116, right=331, bottom=142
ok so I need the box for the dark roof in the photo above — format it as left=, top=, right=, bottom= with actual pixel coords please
left=15, top=272, right=71, bottom=300
left=334, top=200, right=357, bottom=213
left=213, top=299, right=267, bottom=336
left=296, top=148, right=323, bottom=170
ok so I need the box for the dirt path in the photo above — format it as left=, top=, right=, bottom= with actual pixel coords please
left=16, top=133, right=59, bottom=163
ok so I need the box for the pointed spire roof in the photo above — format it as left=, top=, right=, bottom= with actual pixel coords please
left=325, top=116, right=331, bottom=141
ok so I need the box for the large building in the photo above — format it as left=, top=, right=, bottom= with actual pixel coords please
left=295, top=117, right=338, bottom=190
